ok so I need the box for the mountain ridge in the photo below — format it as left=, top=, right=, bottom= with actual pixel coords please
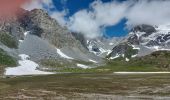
left=0, top=8, right=170, bottom=75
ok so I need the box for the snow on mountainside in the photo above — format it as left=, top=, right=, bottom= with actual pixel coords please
left=56, top=48, right=74, bottom=60
left=77, top=24, right=170, bottom=61
left=1, top=8, right=170, bottom=76
left=107, top=24, right=170, bottom=60
left=5, top=54, right=54, bottom=76
left=129, top=24, right=170, bottom=50
left=0, top=8, right=105, bottom=76
left=86, top=37, right=124, bottom=57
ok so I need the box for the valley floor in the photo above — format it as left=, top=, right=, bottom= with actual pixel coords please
left=0, top=73, right=170, bottom=100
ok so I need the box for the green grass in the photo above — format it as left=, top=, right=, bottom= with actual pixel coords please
left=99, top=51, right=170, bottom=73
left=124, top=45, right=138, bottom=58
left=40, top=59, right=95, bottom=72
left=0, top=49, right=17, bottom=67
left=39, top=51, right=170, bottom=73
left=53, top=56, right=165, bottom=73
left=39, top=59, right=167, bottom=73
left=98, top=60, right=160, bottom=72
left=0, top=32, right=18, bottom=48
left=40, top=59, right=69, bottom=68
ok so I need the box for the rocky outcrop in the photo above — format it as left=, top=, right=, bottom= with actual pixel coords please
left=128, top=24, right=170, bottom=48
left=0, top=8, right=103, bottom=70
left=18, top=9, right=86, bottom=50
left=108, top=43, right=138, bottom=59
left=131, top=24, right=156, bottom=35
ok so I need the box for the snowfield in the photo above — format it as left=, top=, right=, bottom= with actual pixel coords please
left=89, top=59, right=97, bottom=63
left=5, top=54, right=54, bottom=76
left=56, top=48, right=74, bottom=59
left=77, top=64, right=91, bottom=69
left=109, top=54, right=120, bottom=60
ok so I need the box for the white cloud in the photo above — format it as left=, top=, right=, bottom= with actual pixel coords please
left=22, top=0, right=54, bottom=11
left=68, top=0, right=170, bottom=38
left=23, top=0, right=68, bottom=27
left=91, top=0, right=129, bottom=26
left=51, top=10, right=68, bottom=26
left=68, top=10, right=101, bottom=38
left=67, top=0, right=129, bottom=38
left=22, top=0, right=170, bottom=38
left=22, top=0, right=42, bottom=10
left=126, top=0, right=170, bottom=26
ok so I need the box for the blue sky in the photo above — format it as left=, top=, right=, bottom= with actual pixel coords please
left=51, top=0, right=128, bottom=37
left=24, top=0, right=170, bottom=38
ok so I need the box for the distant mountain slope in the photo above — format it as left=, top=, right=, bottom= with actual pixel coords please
left=107, top=24, right=170, bottom=60
left=1, top=8, right=170, bottom=75
left=0, top=8, right=103, bottom=74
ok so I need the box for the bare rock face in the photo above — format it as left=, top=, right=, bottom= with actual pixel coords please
left=18, top=9, right=85, bottom=49
left=108, top=43, right=138, bottom=59
left=0, top=8, right=103, bottom=65
left=0, top=8, right=85, bottom=50
left=107, top=24, right=170, bottom=60
left=127, top=24, right=170, bottom=48
left=0, top=8, right=27, bottom=40
left=132, top=24, right=156, bottom=35
left=128, top=24, right=156, bottom=45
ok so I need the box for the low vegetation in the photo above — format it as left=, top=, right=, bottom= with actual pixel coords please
left=99, top=50, right=170, bottom=72
left=40, top=59, right=94, bottom=72
left=41, top=51, right=170, bottom=73
left=0, top=49, right=17, bottom=67
left=1, top=73, right=170, bottom=99
left=0, top=49, right=17, bottom=75
left=0, top=32, right=18, bottom=49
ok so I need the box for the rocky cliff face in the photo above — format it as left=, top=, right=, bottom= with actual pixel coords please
left=107, top=43, right=138, bottom=60
left=0, top=8, right=86, bottom=50
left=128, top=24, right=170, bottom=48
left=107, top=24, right=170, bottom=60
left=20, top=9, right=85, bottom=49
left=0, top=8, right=103, bottom=70
left=1, top=8, right=170, bottom=71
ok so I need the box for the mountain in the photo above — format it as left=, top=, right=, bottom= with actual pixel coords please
left=86, top=37, right=124, bottom=57
left=1, top=8, right=170, bottom=75
left=128, top=24, right=170, bottom=49
left=136, top=50, right=170, bottom=69
left=107, top=24, right=170, bottom=60
left=0, top=8, right=104, bottom=75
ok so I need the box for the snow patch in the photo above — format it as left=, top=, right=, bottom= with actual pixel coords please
left=153, top=46, right=160, bottom=51
left=107, top=50, right=112, bottom=55
left=156, top=24, right=170, bottom=31
left=20, top=54, right=29, bottom=60
left=109, top=43, right=114, bottom=45
left=19, top=40, right=23, bottom=43
left=5, top=54, right=53, bottom=76
left=122, top=54, right=125, bottom=58
left=147, top=46, right=170, bottom=51
left=89, top=59, right=97, bottom=63
left=132, top=45, right=140, bottom=50
left=56, top=48, right=73, bottom=59
left=24, top=31, right=29, bottom=36
left=109, top=54, right=120, bottom=60
left=125, top=58, right=130, bottom=62
left=77, top=64, right=91, bottom=69
left=131, top=54, right=137, bottom=58
left=99, top=47, right=107, bottom=54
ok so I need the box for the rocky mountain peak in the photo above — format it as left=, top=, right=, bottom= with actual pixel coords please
left=30, top=9, right=48, bottom=15
left=132, top=24, right=156, bottom=34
